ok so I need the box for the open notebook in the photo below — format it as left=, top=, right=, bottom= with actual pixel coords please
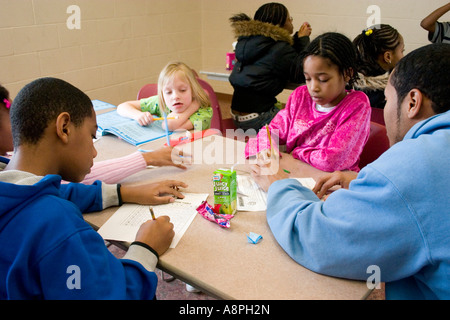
left=93, top=100, right=172, bottom=146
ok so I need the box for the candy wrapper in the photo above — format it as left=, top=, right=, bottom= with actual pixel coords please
left=196, top=201, right=233, bottom=228
left=247, top=232, right=263, bottom=244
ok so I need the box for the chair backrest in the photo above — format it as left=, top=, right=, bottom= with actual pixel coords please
left=370, top=107, right=385, bottom=126
left=196, top=78, right=223, bottom=132
left=359, top=121, right=390, bottom=169
left=137, top=83, right=158, bottom=100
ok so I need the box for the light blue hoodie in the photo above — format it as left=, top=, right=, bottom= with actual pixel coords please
left=266, top=110, right=450, bottom=300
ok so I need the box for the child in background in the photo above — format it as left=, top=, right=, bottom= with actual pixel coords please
left=118, top=62, right=213, bottom=131
left=0, top=77, right=184, bottom=299
left=421, top=2, right=450, bottom=44
left=0, top=84, right=189, bottom=184
left=0, top=85, right=13, bottom=159
left=229, top=2, right=311, bottom=131
left=245, top=32, right=371, bottom=173
left=353, top=24, right=404, bottom=109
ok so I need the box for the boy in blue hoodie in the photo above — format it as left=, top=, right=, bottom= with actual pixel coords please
left=0, top=78, right=187, bottom=300
left=251, top=44, right=450, bottom=300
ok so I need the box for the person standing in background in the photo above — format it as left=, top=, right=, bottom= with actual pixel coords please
left=421, top=2, right=450, bottom=44
left=229, top=2, right=311, bottom=131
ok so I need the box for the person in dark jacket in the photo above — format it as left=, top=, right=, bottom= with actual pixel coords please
left=229, top=2, right=311, bottom=131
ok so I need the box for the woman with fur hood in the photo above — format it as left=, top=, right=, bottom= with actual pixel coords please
left=229, top=3, right=311, bottom=130
left=353, top=24, right=404, bottom=110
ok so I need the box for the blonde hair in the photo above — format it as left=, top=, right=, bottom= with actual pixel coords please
left=157, top=61, right=210, bottom=114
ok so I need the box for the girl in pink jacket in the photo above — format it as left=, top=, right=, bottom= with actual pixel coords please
left=245, top=32, right=371, bottom=172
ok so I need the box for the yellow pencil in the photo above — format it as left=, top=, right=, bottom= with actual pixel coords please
left=149, top=207, right=156, bottom=220
left=266, top=124, right=273, bottom=156
left=152, top=116, right=178, bottom=121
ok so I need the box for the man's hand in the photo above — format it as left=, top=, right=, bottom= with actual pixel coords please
left=312, top=171, right=357, bottom=199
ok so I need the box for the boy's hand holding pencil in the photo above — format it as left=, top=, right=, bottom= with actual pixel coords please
left=135, top=214, right=174, bottom=257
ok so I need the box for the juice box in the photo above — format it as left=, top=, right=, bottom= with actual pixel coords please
left=213, top=169, right=237, bottom=215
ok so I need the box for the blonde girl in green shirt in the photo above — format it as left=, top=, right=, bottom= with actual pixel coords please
left=118, top=61, right=213, bottom=131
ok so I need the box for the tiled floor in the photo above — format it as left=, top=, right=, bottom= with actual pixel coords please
left=107, top=243, right=385, bottom=300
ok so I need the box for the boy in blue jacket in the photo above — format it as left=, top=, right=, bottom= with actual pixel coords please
left=251, top=44, right=450, bottom=300
left=0, top=78, right=186, bottom=300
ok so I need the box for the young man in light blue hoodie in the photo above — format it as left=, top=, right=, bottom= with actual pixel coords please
left=251, top=43, right=450, bottom=300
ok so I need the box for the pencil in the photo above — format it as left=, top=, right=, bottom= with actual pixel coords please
left=266, top=124, right=273, bottom=156
left=149, top=207, right=156, bottom=220
left=152, top=116, right=178, bottom=121
left=162, top=111, right=171, bottom=146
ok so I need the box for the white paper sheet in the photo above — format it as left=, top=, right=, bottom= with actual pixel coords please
left=236, top=175, right=316, bottom=212
left=236, top=175, right=267, bottom=212
left=293, top=177, right=316, bottom=190
left=98, top=193, right=208, bottom=248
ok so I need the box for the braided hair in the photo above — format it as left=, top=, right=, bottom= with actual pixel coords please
left=0, top=84, right=9, bottom=107
left=254, top=2, right=289, bottom=27
left=353, top=24, right=401, bottom=76
left=302, top=32, right=359, bottom=87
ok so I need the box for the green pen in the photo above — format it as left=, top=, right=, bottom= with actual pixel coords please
left=283, top=169, right=291, bottom=174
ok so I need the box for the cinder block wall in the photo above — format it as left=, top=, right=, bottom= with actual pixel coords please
left=0, top=0, right=203, bottom=105
left=1, top=0, right=448, bottom=106
left=201, top=0, right=449, bottom=100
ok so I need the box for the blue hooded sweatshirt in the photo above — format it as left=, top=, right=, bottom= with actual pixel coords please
left=266, top=110, right=450, bottom=300
left=0, top=173, right=158, bottom=300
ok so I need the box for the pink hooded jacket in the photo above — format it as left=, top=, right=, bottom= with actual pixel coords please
left=245, top=86, right=371, bottom=172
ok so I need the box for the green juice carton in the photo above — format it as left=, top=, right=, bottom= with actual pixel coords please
left=213, top=168, right=237, bottom=215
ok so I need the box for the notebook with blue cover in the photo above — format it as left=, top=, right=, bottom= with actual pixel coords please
left=92, top=100, right=172, bottom=146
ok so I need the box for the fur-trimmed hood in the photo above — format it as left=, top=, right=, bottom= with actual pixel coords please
left=230, top=13, right=294, bottom=45
left=354, top=72, right=389, bottom=92
left=228, top=13, right=308, bottom=112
